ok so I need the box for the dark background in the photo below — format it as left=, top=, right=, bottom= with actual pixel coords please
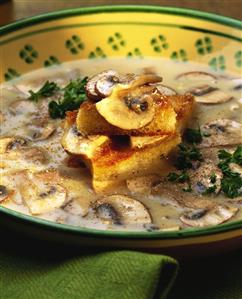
left=0, top=0, right=241, bottom=26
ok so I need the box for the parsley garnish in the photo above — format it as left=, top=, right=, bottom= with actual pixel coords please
left=48, top=77, right=88, bottom=119
left=202, top=185, right=217, bottom=195
left=183, top=127, right=211, bottom=144
left=167, top=171, right=189, bottom=183
left=182, top=184, right=192, bottom=192
left=217, top=146, right=242, bottom=198
left=184, top=128, right=203, bottom=144
left=175, top=143, right=203, bottom=170
left=28, top=81, right=60, bottom=102
left=210, top=173, right=217, bottom=184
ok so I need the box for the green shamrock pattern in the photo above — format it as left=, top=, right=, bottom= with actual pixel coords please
left=107, top=32, right=126, bottom=51
left=195, top=36, right=213, bottom=55
left=44, top=56, right=60, bottom=67
left=150, top=35, right=169, bottom=53
left=19, top=45, right=38, bottom=64
left=88, top=47, right=106, bottom=59
left=170, top=49, right=188, bottom=62
left=209, top=55, right=226, bottom=71
left=65, top=35, right=85, bottom=55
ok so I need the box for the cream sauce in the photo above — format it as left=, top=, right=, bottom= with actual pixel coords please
left=0, top=57, right=241, bottom=231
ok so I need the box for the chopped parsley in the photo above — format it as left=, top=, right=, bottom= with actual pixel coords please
left=184, top=127, right=203, bottom=144
left=182, top=184, right=192, bottom=192
left=49, top=77, right=88, bottom=119
left=218, top=146, right=242, bottom=198
left=175, top=143, right=203, bottom=170
left=28, top=81, right=60, bottom=102
left=183, top=127, right=211, bottom=144
left=210, top=173, right=217, bottom=184
left=167, top=171, right=189, bottom=183
left=202, top=185, right=217, bottom=195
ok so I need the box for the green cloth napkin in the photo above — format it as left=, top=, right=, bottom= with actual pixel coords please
left=0, top=229, right=178, bottom=299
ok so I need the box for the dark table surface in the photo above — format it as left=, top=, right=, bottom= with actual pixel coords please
left=0, top=1, right=242, bottom=299
left=0, top=0, right=241, bottom=26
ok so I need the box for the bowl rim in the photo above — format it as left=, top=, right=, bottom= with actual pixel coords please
left=0, top=5, right=242, bottom=240
left=0, top=5, right=241, bottom=36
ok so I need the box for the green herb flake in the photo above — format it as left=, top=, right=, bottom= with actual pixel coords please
left=210, top=173, right=217, bottom=184
left=48, top=77, right=88, bottom=119
left=167, top=171, right=189, bottom=183
left=221, top=176, right=242, bottom=198
left=182, top=184, right=192, bottom=192
left=175, top=143, right=203, bottom=170
left=217, top=146, right=242, bottom=198
left=202, top=185, right=217, bottom=195
left=28, top=81, right=60, bottom=102
left=184, top=128, right=203, bottom=144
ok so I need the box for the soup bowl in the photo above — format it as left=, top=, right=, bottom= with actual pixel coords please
left=0, top=5, right=241, bottom=257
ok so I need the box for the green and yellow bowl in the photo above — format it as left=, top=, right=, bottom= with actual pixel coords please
left=0, top=6, right=241, bottom=256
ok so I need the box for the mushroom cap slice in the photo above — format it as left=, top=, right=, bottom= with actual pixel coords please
left=188, top=85, right=232, bottom=104
left=176, top=71, right=217, bottom=82
left=0, top=185, right=15, bottom=203
left=130, top=135, right=168, bottom=149
left=151, top=83, right=177, bottom=96
left=94, top=195, right=152, bottom=225
left=61, top=124, right=110, bottom=158
left=15, top=171, right=66, bottom=215
left=180, top=205, right=238, bottom=227
left=86, top=70, right=162, bottom=101
left=0, top=136, right=28, bottom=154
left=86, top=70, right=120, bottom=101
left=96, top=85, right=156, bottom=130
left=188, top=161, right=223, bottom=194
left=199, top=119, right=242, bottom=148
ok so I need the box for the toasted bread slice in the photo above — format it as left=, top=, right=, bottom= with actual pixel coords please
left=76, top=98, right=177, bottom=136
left=76, top=94, right=194, bottom=136
left=61, top=123, right=180, bottom=192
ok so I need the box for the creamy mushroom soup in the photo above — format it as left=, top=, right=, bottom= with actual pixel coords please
left=0, top=57, right=241, bottom=231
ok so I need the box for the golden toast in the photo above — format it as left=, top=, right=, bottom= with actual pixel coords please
left=76, top=94, right=194, bottom=136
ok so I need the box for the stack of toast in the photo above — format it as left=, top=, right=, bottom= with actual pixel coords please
left=61, top=70, right=194, bottom=193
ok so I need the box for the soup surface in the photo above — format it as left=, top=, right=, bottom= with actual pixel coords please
left=0, top=57, right=241, bottom=231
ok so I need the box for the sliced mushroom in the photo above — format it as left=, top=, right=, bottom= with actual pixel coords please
left=62, top=198, right=89, bottom=217
left=188, top=160, right=223, bottom=194
left=0, top=136, right=28, bottom=154
left=188, top=85, right=232, bottom=104
left=8, top=99, right=37, bottom=115
left=151, top=83, right=177, bottom=96
left=59, top=175, right=93, bottom=217
left=25, top=114, right=56, bottom=141
left=86, top=70, right=120, bottom=101
left=152, top=179, right=215, bottom=210
left=180, top=205, right=238, bottom=227
left=15, top=171, right=66, bottom=215
left=0, top=185, right=15, bottom=203
left=96, top=85, right=156, bottom=130
left=130, top=135, right=168, bottom=149
left=126, top=175, right=160, bottom=195
left=229, top=78, right=242, bottom=91
left=28, top=122, right=56, bottom=141
left=176, top=71, right=217, bottom=82
left=1, top=146, right=48, bottom=172
left=61, top=124, right=110, bottom=157
left=199, top=119, right=242, bottom=148
left=94, top=195, right=152, bottom=225
left=86, top=70, right=161, bottom=101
